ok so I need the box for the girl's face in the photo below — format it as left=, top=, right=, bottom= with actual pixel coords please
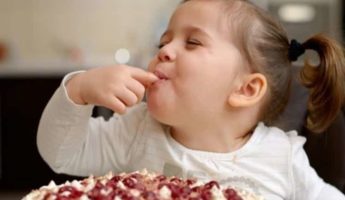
left=147, top=0, right=246, bottom=126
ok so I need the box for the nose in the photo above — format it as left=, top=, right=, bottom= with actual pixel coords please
left=158, top=44, right=176, bottom=62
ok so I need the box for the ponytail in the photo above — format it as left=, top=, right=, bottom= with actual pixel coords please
left=300, top=34, right=345, bottom=133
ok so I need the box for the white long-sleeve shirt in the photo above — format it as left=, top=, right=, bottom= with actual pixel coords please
left=37, top=73, right=345, bottom=200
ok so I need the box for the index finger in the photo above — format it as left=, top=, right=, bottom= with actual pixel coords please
left=129, top=67, right=159, bottom=86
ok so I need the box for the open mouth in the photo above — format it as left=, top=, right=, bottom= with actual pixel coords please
left=154, top=70, right=169, bottom=80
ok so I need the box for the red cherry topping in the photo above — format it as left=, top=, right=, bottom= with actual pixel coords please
left=25, top=171, right=257, bottom=200
left=155, top=175, right=167, bottom=182
left=123, top=177, right=136, bottom=188
left=57, top=186, right=83, bottom=198
left=204, top=181, right=220, bottom=190
left=224, top=188, right=243, bottom=200
left=142, top=191, right=158, bottom=200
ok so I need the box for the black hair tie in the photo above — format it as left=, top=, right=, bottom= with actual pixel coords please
left=288, top=39, right=305, bottom=62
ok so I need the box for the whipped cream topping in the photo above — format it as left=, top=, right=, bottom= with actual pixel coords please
left=23, top=169, right=264, bottom=200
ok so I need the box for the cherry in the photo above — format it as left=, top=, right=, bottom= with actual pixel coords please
left=170, top=177, right=182, bottom=184
left=169, top=184, right=181, bottom=198
left=224, top=188, right=236, bottom=197
left=130, top=173, right=143, bottom=180
left=120, top=193, right=134, bottom=200
left=110, top=175, right=122, bottom=183
left=107, top=176, right=125, bottom=190
left=88, top=183, right=105, bottom=199
left=204, top=181, right=220, bottom=190
left=192, top=186, right=202, bottom=193
left=158, top=183, right=170, bottom=190
left=179, top=186, right=192, bottom=197
left=155, top=175, right=167, bottom=182
left=186, top=179, right=196, bottom=186
left=123, top=177, right=136, bottom=188
left=200, top=190, right=212, bottom=200
left=58, top=186, right=83, bottom=198
left=94, top=181, right=105, bottom=189
left=134, top=182, right=146, bottom=191
left=223, top=188, right=243, bottom=200
left=106, top=179, right=117, bottom=189
left=114, top=188, right=126, bottom=196
left=142, top=191, right=158, bottom=200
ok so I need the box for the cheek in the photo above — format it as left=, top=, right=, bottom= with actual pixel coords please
left=174, top=74, right=211, bottom=102
left=187, top=69, right=234, bottom=98
left=147, top=57, right=158, bottom=72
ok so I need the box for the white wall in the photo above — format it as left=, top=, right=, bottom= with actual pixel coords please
left=0, top=0, right=179, bottom=72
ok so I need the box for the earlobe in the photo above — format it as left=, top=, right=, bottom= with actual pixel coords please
left=228, top=73, right=267, bottom=108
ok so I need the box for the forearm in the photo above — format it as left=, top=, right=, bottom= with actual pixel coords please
left=37, top=73, right=94, bottom=175
left=37, top=70, right=149, bottom=177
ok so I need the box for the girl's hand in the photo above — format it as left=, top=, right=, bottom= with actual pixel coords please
left=66, top=65, right=158, bottom=114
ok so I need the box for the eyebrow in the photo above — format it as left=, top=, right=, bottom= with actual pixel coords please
left=160, top=26, right=213, bottom=41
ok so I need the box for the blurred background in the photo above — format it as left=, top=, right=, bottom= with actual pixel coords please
left=0, top=0, right=179, bottom=74
left=0, top=0, right=343, bottom=199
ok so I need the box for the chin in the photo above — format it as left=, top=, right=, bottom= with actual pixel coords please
left=147, top=97, right=175, bottom=126
left=147, top=98, right=165, bottom=121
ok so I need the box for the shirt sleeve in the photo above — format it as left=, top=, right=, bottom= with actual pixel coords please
left=289, top=133, right=345, bottom=199
left=37, top=71, right=147, bottom=177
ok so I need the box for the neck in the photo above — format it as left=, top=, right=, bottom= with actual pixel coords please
left=170, top=110, right=258, bottom=153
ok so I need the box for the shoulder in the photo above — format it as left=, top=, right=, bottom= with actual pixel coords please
left=250, top=122, right=307, bottom=168
left=250, top=123, right=311, bottom=198
left=254, top=122, right=306, bottom=148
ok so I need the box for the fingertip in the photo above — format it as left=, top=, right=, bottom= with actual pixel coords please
left=115, top=106, right=127, bottom=115
left=148, top=72, right=159, bottom=81
left=131, top=68, right=158, bottom=83
left=107, top=98, right=127, bottom=115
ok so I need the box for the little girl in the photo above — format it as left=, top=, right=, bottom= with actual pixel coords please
left=37, top=0, right=345, bottom=199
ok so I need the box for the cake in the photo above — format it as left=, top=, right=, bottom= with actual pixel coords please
left=23, top=170, right=262, bottom=200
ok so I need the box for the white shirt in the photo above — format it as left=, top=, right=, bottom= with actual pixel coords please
left=37, top=72, right=345, bottom=200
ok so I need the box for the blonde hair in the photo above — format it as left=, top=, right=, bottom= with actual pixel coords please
left=182, top=0, right=345, bottom=133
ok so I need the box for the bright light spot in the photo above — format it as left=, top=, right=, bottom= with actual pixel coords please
left=278, top=4, right=316, bottom=23
left=114, top=48, right=130, bottom=64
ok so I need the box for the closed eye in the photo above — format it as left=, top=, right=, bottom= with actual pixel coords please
left=156, top=39, right=202, bottom=49
left=157, top=43, right=166, bottom=49
left=187, top=39, right=202, bottom=46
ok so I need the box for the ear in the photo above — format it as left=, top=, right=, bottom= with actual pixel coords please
left=228, top=73, right=267, bottom=108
